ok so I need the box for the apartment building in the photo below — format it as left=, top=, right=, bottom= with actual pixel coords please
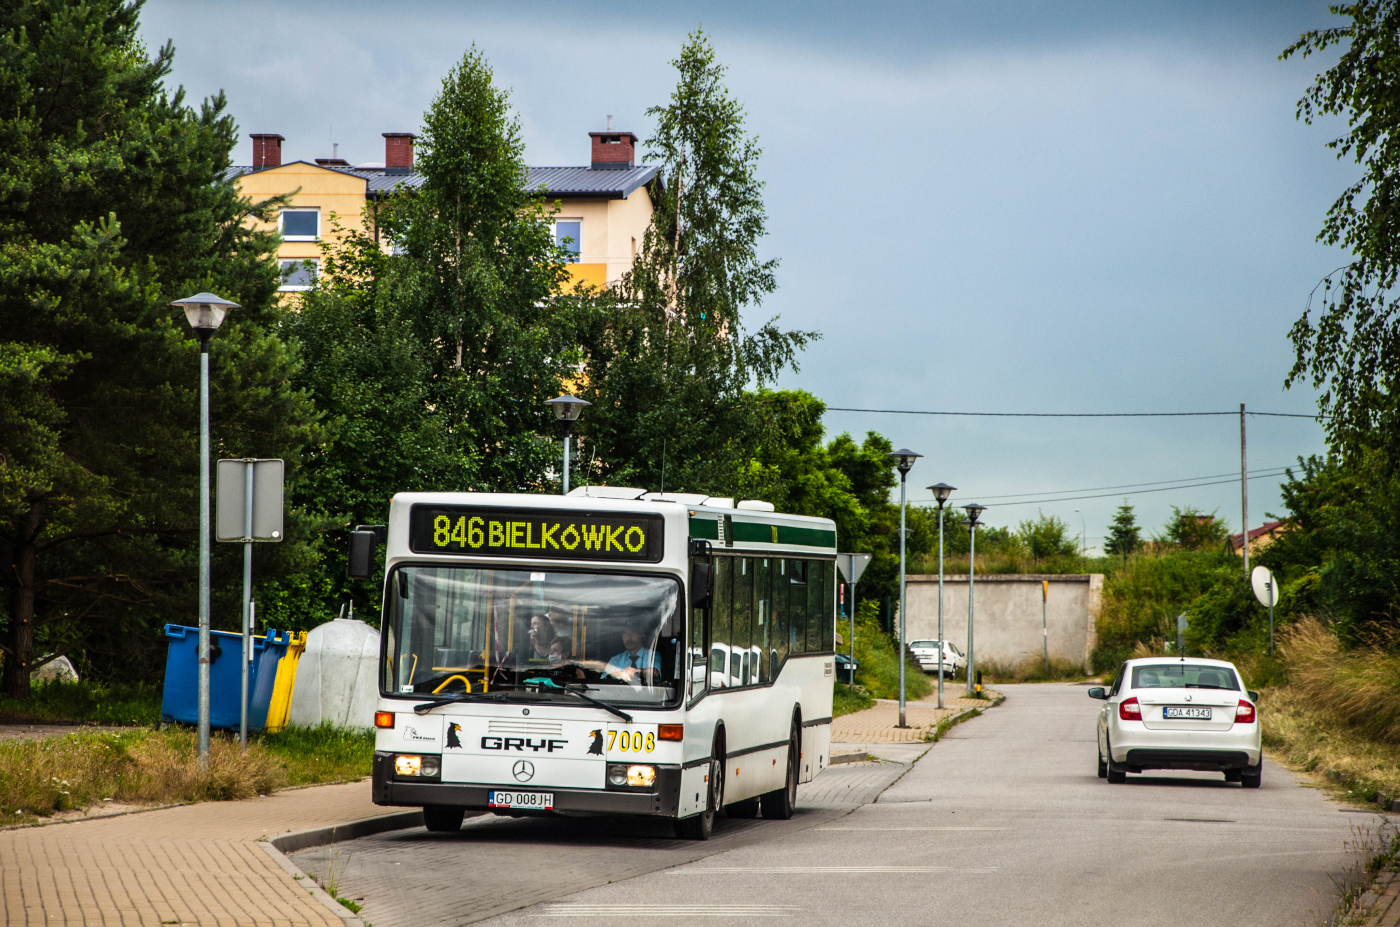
left=227, top=126, right=659, bottom=292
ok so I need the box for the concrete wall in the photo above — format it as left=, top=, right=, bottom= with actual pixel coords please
left=903, top=574, right=1102, bottom=672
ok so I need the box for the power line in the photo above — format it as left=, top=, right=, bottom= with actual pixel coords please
left=967, top=466, right=1293, bottom=501
left=825, top=407, right=1323, bottom=420
left=941, top=471, right=1292, bottom=509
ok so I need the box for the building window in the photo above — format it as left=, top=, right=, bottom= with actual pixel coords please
left=280, top=209, right=319, bottom=241
left=555, top=220, right=581, bottom=263
left=279, top=259, right=319, bottom=292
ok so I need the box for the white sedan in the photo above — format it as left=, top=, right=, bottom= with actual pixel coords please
left=910, top=639, right=964, bottom=677
left=1089, top=657, right=1262, bottom=787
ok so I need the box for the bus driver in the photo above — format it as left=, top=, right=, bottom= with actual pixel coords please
left=604, top=621, right=659, bottom=684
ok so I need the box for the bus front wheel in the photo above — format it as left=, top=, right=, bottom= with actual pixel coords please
left=675, top=734, right=725, bottom=840
left=422, top=805, right=464, bottom=832
left=761, top=722, right=799, bottom=820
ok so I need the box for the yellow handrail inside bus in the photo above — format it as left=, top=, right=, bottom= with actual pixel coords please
left=432, top=674, right=473, bottom=694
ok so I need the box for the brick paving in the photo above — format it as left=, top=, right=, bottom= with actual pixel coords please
left=0, top=780, right=382, bottom=926
left=1362, top=869, right=1400, bottom=925
left=829, top=691, right=994, bottom=744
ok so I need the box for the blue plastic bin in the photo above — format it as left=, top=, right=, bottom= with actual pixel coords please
left=161, top=624, right=291, bottom=731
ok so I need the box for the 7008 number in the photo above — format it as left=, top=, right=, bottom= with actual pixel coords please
left=608, top=730, right=655, bottom=753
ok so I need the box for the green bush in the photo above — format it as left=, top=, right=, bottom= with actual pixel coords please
left=0, top=680, right=161, bottom=726
left=849, top=604, right=932, bottom=700
left=833, top=683, right=875, bottom=717
left=1091, top=549, right=1231, bottom=668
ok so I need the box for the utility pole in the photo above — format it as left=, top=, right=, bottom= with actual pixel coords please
left=1240, top=403, right=1249, bottom=576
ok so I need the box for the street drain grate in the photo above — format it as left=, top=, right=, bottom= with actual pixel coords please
left=1164, top=817, right=1236, bottom=823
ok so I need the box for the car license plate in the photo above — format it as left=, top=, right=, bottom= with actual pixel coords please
left=1163, top=706, right=1212, bottom=720
left=488, top=790, right=554, bottom=810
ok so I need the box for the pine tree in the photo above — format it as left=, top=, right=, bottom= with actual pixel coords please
left=0, top=0, right=316, bottom=696
left=1104, top=500, right=1142, bottom=562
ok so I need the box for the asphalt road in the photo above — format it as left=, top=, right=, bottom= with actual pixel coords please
left=302, top=685, right=1378, bottom=927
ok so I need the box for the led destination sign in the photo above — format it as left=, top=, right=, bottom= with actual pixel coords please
left=409, top=506, right=664, bottom=563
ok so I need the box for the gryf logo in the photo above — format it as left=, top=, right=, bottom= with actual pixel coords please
left=480, top=736, right=568, bottom=753
left=512, top=760, right=535, bottom=782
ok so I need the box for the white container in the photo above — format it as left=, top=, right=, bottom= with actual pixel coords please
left=287, top=618, right=380, bottom=729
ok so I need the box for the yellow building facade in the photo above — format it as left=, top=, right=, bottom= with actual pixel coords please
left=228, top=129, right=659, bottom=293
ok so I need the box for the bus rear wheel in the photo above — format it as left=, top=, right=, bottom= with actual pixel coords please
left=423, top=805, right=464, bottom=832
left=761, top=722, right=799, bottom=820
left=675, top=735, right=725, bottom=840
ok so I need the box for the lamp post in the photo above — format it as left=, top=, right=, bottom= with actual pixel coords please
left=171, top=292, right=237, bottom=773
left=1074, top=508, right=1086, bottom=555
left=928, top=483, right=955, bottom=710
left=963, top=503, right=986, bottom=697
left=886, top=449, right=922, bottom=728
left=544, top=395, right=591, bottom=495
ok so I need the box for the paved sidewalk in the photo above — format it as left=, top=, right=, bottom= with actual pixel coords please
left=1361, top=868, right=1400, bottom=925
left=0, top=780, right=382, bottom=926
left=830, top=691, right=993, bottom=743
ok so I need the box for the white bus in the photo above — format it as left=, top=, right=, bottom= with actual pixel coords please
left=355, top=487, right=838, bottom=840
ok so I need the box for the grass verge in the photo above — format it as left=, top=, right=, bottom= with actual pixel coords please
left=849, top=610, right=932, bottom=701
left=833, top=683, right=875, bottom=718
left=979, top=655, right=1088, bottom=684
left=0, top=680, right=162, bottom=726
left=0, top=723, right=374, bottom=821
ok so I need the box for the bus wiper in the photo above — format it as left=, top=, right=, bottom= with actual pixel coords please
left=523, top=677, right=633, bottom=723
left=413, top=692, right=506, bottom=714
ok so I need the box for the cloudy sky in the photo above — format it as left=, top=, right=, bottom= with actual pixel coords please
left=142, top=0, right=1349, bottom=550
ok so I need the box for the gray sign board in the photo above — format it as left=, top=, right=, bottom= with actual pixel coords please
left=216, top=459, right=285, bottom=542
left=836, top=552, right=872, bottom=584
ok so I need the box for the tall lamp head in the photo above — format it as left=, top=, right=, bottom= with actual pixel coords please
left=170, top=292, right=238, bottom=346
left=963, top=503, right=987, bottom=528
left=886, top=448, right=922, bottom=480
left=545, top=395, right=591, bottom=431
left=928, top=483, right=956, bottom=508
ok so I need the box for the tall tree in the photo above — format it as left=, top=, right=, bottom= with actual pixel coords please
left=379, top=48, right=580, bottom=493
left=1283, top=2, right=1400, bottom=457
left=0, top=0, right=316, bottom=696
left=578, top=30, right=814, bottom=493
left=1104, top=500, right=1142, bottom=562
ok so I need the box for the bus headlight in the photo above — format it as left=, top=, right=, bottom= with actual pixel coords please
left=626, top=765, right=656, bottom=787
left=393, top=754, right=440, bottom=779
left=607, top=764, right=628, bottom=786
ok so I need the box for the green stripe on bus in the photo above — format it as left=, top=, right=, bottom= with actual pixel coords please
left=688, top=516, right=719, bottom=540
left=730, top=521, right=836, bottom=548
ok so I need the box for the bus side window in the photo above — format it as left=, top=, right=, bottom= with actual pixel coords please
left=690, top=568, right=707, bottom=700
left=773, top=559, right=790, bottom=674
left=733, top=558, right=754, bottom=686
left=805, top=560, right=827, bottom=653
left=756, top=558, right=773, bottom=683
left=709, top=558, right=733, bottom=689
left=821, top=559, right=836, bottom=651
left=789, top=560, right=807, bottom=654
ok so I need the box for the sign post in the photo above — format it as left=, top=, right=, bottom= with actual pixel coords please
left=836, top=553, right=871, bottom=689
left=1176, top=612, right=1187, bottom=656
left=1042, top=580, right=1049, bottom=674
left=217, top=459, right=284, bottom=748
left=1251, top=565, right=1279, bottom=655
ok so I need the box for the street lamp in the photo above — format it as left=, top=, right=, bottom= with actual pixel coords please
left=1074, top=508, right=1086, bottom=555
left=544, top=395, right=591, bottom=495
left=963, top=502, right=987, bottom=698
left=170, top=292, right=238, bottom=773
left=886, top=449, right=921, bottom=728
left=927, top=483, right=955, bottom=709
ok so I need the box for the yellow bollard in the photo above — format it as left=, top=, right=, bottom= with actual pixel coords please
left=264, top=631, right=307, bottom=733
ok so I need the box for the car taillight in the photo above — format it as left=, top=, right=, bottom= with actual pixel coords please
left=1235, top=699, right=1256, bottom=724
left=1119, top=697, right=1141, bottom=721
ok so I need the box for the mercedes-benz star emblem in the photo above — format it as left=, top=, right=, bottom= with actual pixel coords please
left=512, top=760, right=535, bottom=782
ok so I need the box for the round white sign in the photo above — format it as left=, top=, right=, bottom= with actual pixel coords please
left=1251, top=565, right=1279, bottom=608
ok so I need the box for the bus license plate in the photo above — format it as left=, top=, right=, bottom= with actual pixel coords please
left=488, top=791, right=554, bottom=810
left=1163, top=706, right=1212, bottom=720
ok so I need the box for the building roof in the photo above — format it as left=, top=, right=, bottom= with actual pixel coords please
left=1228, top=520, right=1286, bottom=551
left=224, top=162, right=660, bottom=200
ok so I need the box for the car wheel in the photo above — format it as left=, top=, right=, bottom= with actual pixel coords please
left=422, top=805, right=464, bottom=832
left=676, top=734, right=725, bottom=840
left=761, top=720, right=800, bottom=820
left=1105, top=737, right=1127, bottom=784
left=1241, top=763, right=1262, bottom=789
left=1224, top=769, right=1243, bottom=783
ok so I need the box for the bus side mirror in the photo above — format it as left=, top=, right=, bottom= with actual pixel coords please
left=690, top=561, right=713, bottom=610
left=348, top=525, right=385, bottom=579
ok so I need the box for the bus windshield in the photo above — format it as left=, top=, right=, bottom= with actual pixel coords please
left=382, top=565, right=683, bottom=706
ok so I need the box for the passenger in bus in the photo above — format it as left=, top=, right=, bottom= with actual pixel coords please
left=548, top=638, right=586, bottom=680
left=604, top=622, right=659, bottom=684
left=526, top=613, right=558, bottom=663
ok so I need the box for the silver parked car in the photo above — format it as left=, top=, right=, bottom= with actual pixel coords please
left=1089, top=657, right=1262, bottom=787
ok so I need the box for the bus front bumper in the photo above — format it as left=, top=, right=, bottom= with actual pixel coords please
left=372, top=751, right=683, bottom=817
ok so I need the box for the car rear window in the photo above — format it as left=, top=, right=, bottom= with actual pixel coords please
left=1132, top=663, right=1240, bottom=691
left=910, top=641, right=938, bottom=648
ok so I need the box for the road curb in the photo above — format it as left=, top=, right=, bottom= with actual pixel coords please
left=830, top=750, right=871, bottom=765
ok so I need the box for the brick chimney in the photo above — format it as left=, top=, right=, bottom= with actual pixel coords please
left=589, top=126, right=637, bottom=170
left=383, top=132, right=416, bottom=174
left=250, top=133, right=284, bottom=169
